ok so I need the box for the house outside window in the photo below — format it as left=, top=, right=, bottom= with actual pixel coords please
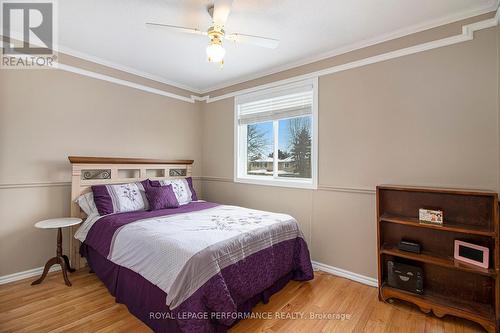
left=234, top=79, right=318, bottom=189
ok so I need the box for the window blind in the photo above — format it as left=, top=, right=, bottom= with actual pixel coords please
left=237, top=84, right=313, bottom=125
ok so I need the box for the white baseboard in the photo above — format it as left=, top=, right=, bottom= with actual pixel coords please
left=1, top=260, right=377, bottom=288
left=0, top=265, right=61, bottom=285
left=312, top=261, right=378, bottom=287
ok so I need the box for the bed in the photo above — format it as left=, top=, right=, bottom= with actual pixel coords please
left=68, top=156, right=313, bottom=333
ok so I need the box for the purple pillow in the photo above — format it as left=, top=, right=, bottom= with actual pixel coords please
left=185, top=177, right=198, bottom=201
left=145, top=184, right=179, bottom=210
left=92, top=185, right=114, bottom=215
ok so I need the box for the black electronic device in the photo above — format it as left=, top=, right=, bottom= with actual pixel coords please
left=398, top=240, right=421, bottom=254
left=387, top=260, right=423, bottom=294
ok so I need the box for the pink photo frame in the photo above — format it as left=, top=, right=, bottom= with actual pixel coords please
left=454, top=240, right=489, bottom=269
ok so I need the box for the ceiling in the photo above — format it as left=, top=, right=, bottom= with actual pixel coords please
left=58, top=0, right=498, bottom=93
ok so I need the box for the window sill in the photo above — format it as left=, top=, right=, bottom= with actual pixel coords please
left=234, top=176, right=316, bottom=190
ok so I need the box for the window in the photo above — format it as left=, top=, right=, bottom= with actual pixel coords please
left=234, top=79, right=318, bottom=189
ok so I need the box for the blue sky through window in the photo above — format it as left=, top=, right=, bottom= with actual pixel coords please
left=279, top=119, right=292, bottom=152
left=250, top=116, right=311, bottom=158
left=251, top=122, right=273, bottom=157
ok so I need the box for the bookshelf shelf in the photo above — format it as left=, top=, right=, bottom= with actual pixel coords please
left=379, top=214, right=495, bottom=237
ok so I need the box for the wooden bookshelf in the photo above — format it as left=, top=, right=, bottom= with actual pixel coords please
left=377, top=185, right=499, bottom=333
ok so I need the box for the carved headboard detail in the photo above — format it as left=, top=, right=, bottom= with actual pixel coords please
left=68, top=156, right=194, bottom=269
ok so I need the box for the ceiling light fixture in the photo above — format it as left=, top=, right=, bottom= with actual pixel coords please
left=206, top=26, right=225, bottom=66
left=146, top=0, right=280, bottom=68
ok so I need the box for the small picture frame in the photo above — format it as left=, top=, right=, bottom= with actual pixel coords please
left=419, top=208, right=443, bottom=225
left=454, top=240, right=489, bottom=269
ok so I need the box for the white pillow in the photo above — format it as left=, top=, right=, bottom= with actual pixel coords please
left=106, top=182, right=146, bottom=213
left=75, top=192, right=99, bottom=216
left=159, top=179, right=193, bottom=205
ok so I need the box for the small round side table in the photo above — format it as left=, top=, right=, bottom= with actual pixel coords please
left=31, top=217, right=82, bottom=287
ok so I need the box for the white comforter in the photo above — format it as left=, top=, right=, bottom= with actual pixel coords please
left=101, top=205, right=302, bottom=309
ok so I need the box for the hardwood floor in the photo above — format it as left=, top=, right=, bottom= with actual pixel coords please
left=0, top=269, right=485, bottom=332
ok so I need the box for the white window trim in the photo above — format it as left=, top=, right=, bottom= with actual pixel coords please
left=233, top=78, right=318, bottom=190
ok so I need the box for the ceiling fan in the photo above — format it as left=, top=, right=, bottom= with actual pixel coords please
left=146, top=0, right=280, bottom=66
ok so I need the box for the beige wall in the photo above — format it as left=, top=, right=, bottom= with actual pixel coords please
left=201, top=27, right=499, bottom=279
left=206, top=13, right=494, bottom=98
left=1, top=13, right=498, bottom=281
left=497, top=22, right=500, bottom=198
left=0, top=67, right=202, bottom=276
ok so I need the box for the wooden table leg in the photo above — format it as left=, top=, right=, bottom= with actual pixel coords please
left=62, top=255, right=75, bottom=273
left=31, top=257, right=58, bottom=285
left=58, top=256, right=72, bottom=286
left=32, top=227, right=74, bottom=286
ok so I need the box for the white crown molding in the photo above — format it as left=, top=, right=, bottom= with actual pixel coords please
left=43, top=1, right=500, bottom=95
left=56, top=63, right=197, bottom=103
left=0, top=265, right=61, bottom=285
left=203, top=6, right=500, bottom=103
left=3, top=30, right=203, bottom=95
left=201, top=1, right=499, bottom=94
left=0, top=39, right=198, bottom=103
left=57, top=45, right=204, bottom=95
left=312, top=261, right=378, bottom=287
left=1, top=3, right=498, bottom=103
left=190, top=95, right=210, bottom=102
left=3, top=2, right=497, bottom=95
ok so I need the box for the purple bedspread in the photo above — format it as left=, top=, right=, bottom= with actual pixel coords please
left=82, top=202, right=314, bottom=333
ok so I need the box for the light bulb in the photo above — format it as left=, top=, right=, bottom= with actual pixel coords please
left=206, top=43, right=225, bottom=63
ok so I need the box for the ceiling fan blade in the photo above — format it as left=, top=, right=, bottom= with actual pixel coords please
left=212, top=0, right=234, bottom=26
left=225, top=33, right=280, bottom=49
left=146, top=23, right=207, bottom=36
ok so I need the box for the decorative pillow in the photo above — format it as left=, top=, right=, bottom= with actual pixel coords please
left=185, top=177, right=198, bottom=201
left=145, top=184, right=179, bottom=210
left=150, top=177, right=197, bottom=205
left=75, top=192, right=99, bottom=216
left=92, top=180, right=149, bottom=215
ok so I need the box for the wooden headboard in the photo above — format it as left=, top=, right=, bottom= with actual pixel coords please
left=68, top=156, right=194, bottom=269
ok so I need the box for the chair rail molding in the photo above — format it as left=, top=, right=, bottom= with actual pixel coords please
left=0, top=176, right=203, bottom=190
left=0, top=181, right=71, bottom=189
left=200, top=176, right=376, bottom=194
